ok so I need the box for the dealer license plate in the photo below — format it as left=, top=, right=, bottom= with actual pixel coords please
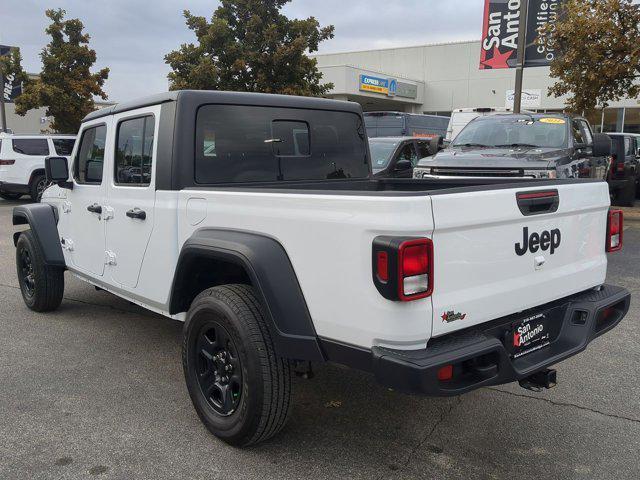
left=507, top=312, right=553, bottom=359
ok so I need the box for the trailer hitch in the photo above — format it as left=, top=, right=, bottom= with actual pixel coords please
left=519, top=368, right=557, bottom=392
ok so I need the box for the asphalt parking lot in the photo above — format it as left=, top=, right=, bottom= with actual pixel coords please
left=0, top=198, right=638, bottom=480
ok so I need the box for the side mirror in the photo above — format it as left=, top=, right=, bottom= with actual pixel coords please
left=591, top=133, right=612, bottom=157
left=45, top=156, right=73, bottom=189
left=395, top=159, right=412, bottom=171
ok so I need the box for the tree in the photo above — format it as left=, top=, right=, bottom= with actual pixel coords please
left=165, top=0, right=334, bottom=96
left=15, top=9, right=109, bottom=133
left=542, top=0, right=640, bottom=114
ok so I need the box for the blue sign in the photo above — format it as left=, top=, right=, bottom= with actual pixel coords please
left=359, top=75, right=389, bottom=94
left=359, top=74, right=400, bottom=98
left=388, top=79, right=397, bottom=97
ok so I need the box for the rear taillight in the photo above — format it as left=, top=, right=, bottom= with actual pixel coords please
left=372, top=236, right=433, bottom=301
left=398, top=240, right=432, bottom=300
left=606, top=209, right=623, bottom=252
left=0, top=159, right=15, bottom=165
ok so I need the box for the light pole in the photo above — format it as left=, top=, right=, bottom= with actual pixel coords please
left=513, top=0, right=530, bottom=113
left=0, top=70, right=7, bottom=132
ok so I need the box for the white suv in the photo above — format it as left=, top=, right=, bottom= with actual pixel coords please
left=0, top=133, right=76, bottom=201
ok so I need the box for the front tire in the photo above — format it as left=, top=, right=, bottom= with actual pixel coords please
left=183, top=285, right=292, bottom=447
left=16, top=230, right=64, bottom=312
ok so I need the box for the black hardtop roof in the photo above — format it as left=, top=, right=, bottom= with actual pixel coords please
left=83, top=90, right=362, bottom=123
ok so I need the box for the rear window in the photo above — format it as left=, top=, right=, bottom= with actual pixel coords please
left=52, top=138, right=76, bottom=156
left=12, top=138, right=50, bottom=156
left=195, top=105, right=368, bottom=183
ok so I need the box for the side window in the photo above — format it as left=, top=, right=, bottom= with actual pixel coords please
left=623, top=137, right=633, bottom=156
left=115, top=115, right=155, bottom=185
left=398, top=143, right=419, bottom=166
left=416, top=141, right=432, bottom=160
left=572, top=120, right=593, bottom=146
left=12, top=138, right=50, bottom=156
left=52, top=138, right=76, bottom=156
left=579, top=120, right=593, bottom=145
left=195, top=105, right=368, bottom=183
left=74, top=125, right=107, bottom=184
left=571, top=120, right=585, bottom=145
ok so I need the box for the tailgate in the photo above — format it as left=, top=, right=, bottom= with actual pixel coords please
left=430, top=181, right=610, bottom=337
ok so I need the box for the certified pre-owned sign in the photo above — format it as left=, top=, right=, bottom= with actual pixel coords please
left=479, top=0, right=564, bottom=70
left=0, top=45, right=23, bottom=103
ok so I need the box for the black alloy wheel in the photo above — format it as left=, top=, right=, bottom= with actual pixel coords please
left=19, top=247, right=36, bottom=298
left=194, top=321, right=243, bottom=416
left=35, top=177, right=51, bottom=202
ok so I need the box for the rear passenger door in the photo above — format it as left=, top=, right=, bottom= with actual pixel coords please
left=105, top=107, right=158, bottom=289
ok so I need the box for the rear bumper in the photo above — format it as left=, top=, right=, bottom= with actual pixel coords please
left=322, top=284, right=630, bottom=396
left=0, top=181, right=29, bottom=194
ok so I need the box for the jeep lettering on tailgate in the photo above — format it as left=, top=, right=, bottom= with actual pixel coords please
left=515, top=227, right=561, bottom=256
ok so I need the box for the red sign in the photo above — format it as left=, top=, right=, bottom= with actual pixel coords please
left=480, top=0, right=564, bottom=70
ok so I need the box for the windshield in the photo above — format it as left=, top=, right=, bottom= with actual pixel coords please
left=369, top=140, right=400, bottom=170
left=452, top=116, right=568, bottom=149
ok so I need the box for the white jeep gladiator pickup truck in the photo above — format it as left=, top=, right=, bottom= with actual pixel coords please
left=11, top=91, right=630, bottom=447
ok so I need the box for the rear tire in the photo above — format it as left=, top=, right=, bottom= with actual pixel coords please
left=613, top=181, right=636, bottom=207
left=183, top=284, right=292, bottom=447
left=16, top=230, right=64, bottom=312
left=29, top=174, right=49, bottom=202
left=0, top=191, right=22, bottom=200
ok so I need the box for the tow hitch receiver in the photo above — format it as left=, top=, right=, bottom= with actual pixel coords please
left=519, top=369, right=557, bottom=392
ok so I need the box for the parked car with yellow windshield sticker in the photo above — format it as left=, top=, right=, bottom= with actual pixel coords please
left=413, top=113, right=611, bottom=181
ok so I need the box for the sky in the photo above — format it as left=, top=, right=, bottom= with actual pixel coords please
left=0, top=0, right=484, bottom=102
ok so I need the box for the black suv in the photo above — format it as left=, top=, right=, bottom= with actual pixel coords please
left=413, top=113, right=611, bottom=181
left=607, top=133, right=639, bottom=206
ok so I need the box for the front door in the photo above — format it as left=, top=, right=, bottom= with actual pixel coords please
left=65, top=121, right=110, bottom=277
left=105, top=108, right=158, bottom=289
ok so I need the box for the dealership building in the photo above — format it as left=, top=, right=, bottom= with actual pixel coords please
left=315, top=39, right=640, bottom=134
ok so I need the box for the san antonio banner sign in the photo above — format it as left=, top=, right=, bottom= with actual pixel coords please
left=480, top=0, right=564, bottom=70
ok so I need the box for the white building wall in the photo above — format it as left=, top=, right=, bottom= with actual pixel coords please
left=316, top=40, right=639, bottom=114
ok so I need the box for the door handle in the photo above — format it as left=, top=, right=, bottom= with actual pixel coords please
left=126, top=208, right=146, bottom=220
left=87, top=203, right=102, bottom=214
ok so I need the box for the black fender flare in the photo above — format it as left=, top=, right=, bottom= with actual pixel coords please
left=169, top=229, right=325, bottom=362
left=12, top=204, right=65, bottom=267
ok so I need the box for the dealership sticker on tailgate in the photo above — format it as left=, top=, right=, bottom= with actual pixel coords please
left=508, top=313, right=552, bottom=359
